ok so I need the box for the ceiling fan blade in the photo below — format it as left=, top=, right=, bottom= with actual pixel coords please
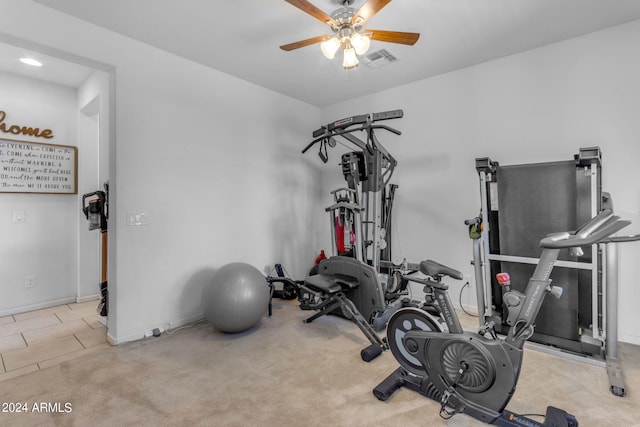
left=284, top=0, right=337, bottom=26
left=353, top=0, right=392, bottom=26
left=368, top=29, right=420, bottom=45
left=280, top=35, right=329, bottom=51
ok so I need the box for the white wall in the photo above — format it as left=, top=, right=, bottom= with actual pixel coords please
left=2, top=0, right=323, bottom=343
left=0, top=71, right=79, bottom=314
left=323, top=20, right=640, bottom=344
left=111, top=59, right=322, bottom=341
left=4, top=0, right=638, bottom=345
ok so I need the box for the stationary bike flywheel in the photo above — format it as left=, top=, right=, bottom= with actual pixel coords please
left=387, top=308, right=444, bottom=376
left=440, top=340, right=496, bottom=393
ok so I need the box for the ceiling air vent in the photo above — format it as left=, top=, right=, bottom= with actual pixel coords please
left=361, top=49, right=398, bottom=69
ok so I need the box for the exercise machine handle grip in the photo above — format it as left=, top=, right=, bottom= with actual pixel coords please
left=325, top=201, right=362, bottom=213
left=540, top=210, right=631, bottom=249
left=301, top=138, right=319, bottom=154
left=575, top=208, right=614, bottom=238
left=540, top=221, right=630, bottom=248
left=371, top=124, right=401, bottom=135
left=304, top=109, right=404, bottom=154
left=606, top=234, right=640, bottom=243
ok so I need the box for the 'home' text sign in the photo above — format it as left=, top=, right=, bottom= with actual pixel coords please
left=0, top=138, right=77, bottom=194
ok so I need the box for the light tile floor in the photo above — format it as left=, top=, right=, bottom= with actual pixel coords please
left=0, top=301, right=109, bottom=382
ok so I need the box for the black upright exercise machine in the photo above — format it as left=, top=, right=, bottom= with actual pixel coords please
left=304, top=109, right=401, bottom=270
left=297, top=110, right=405, bottom=361
left=375, top=209, right=636, bottom=426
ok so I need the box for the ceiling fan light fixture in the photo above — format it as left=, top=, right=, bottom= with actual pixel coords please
left=320, top=37, right=341, bottom=59
left=280, top=0, right=420, bottom=72
left=350, top=32, right=370, bottom=56
left=342, top=46, right=359, bottom=69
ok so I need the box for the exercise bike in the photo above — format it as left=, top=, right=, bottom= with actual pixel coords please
left=374, top=209, right=633, bottom=426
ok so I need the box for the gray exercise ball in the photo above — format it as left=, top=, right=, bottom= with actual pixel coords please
left=202, top=262, right=270, bottom=333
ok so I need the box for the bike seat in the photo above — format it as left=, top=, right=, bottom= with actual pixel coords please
left=420, top=260, right=463, bottom=280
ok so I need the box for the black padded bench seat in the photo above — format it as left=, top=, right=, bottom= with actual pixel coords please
left=303, top=274, right=359, bottom=294
left=297, top=255, right=389, bottom=362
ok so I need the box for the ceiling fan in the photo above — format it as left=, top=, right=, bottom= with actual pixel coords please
left=280, top=0, right=420, bottom=69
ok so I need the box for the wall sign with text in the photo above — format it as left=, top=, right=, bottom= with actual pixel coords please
left=0, top=138, right=77, bottom=194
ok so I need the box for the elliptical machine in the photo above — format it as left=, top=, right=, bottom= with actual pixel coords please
left=374, top=209, right=634, bottom=426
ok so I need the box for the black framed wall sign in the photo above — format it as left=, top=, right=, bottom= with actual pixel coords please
left=0, top=137, right=78, bottom=194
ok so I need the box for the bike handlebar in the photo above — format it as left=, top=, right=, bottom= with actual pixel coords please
left=575, top=208, right=614, bottom=238
left=607, top=234, right=640, bottom=243
left=539, top=209, right=634, bottom=249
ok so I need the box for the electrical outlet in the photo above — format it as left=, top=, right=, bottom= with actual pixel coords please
left=144, top=327, right=164, bottom=339
left=24, top=275, right=36, bottom=288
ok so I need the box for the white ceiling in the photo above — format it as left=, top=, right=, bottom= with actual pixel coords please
left=0, top=40, right=93, bottom=87
left=9, top=0, right=640, bottom=105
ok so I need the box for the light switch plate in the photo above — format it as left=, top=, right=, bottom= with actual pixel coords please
left=13, top=210, right=25, bottom=223
left=127, top=211, right=149, bottom=226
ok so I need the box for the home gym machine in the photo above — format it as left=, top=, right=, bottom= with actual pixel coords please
left=374, top=209, right=636, bottom=426
left=82, top=183, right=109, bottom=316
left=298, top=109, right=422, bottom=361
left=304, top=109, right=401, bottom=271
left=470, top=147, right=639, bottom=396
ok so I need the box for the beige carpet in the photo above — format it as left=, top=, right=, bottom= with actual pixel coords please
left=0, top=299, right=638, bottom=427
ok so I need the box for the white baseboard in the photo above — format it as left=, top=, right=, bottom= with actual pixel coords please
left=106, top=331, right=117, bottom=346
left=0, top=297, right=77, bottom=317
left=107, top=312, right=205, bottom=345
left=619, top=333, right=640, bottom=346
left=75, top=294, right=100, bottom=304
